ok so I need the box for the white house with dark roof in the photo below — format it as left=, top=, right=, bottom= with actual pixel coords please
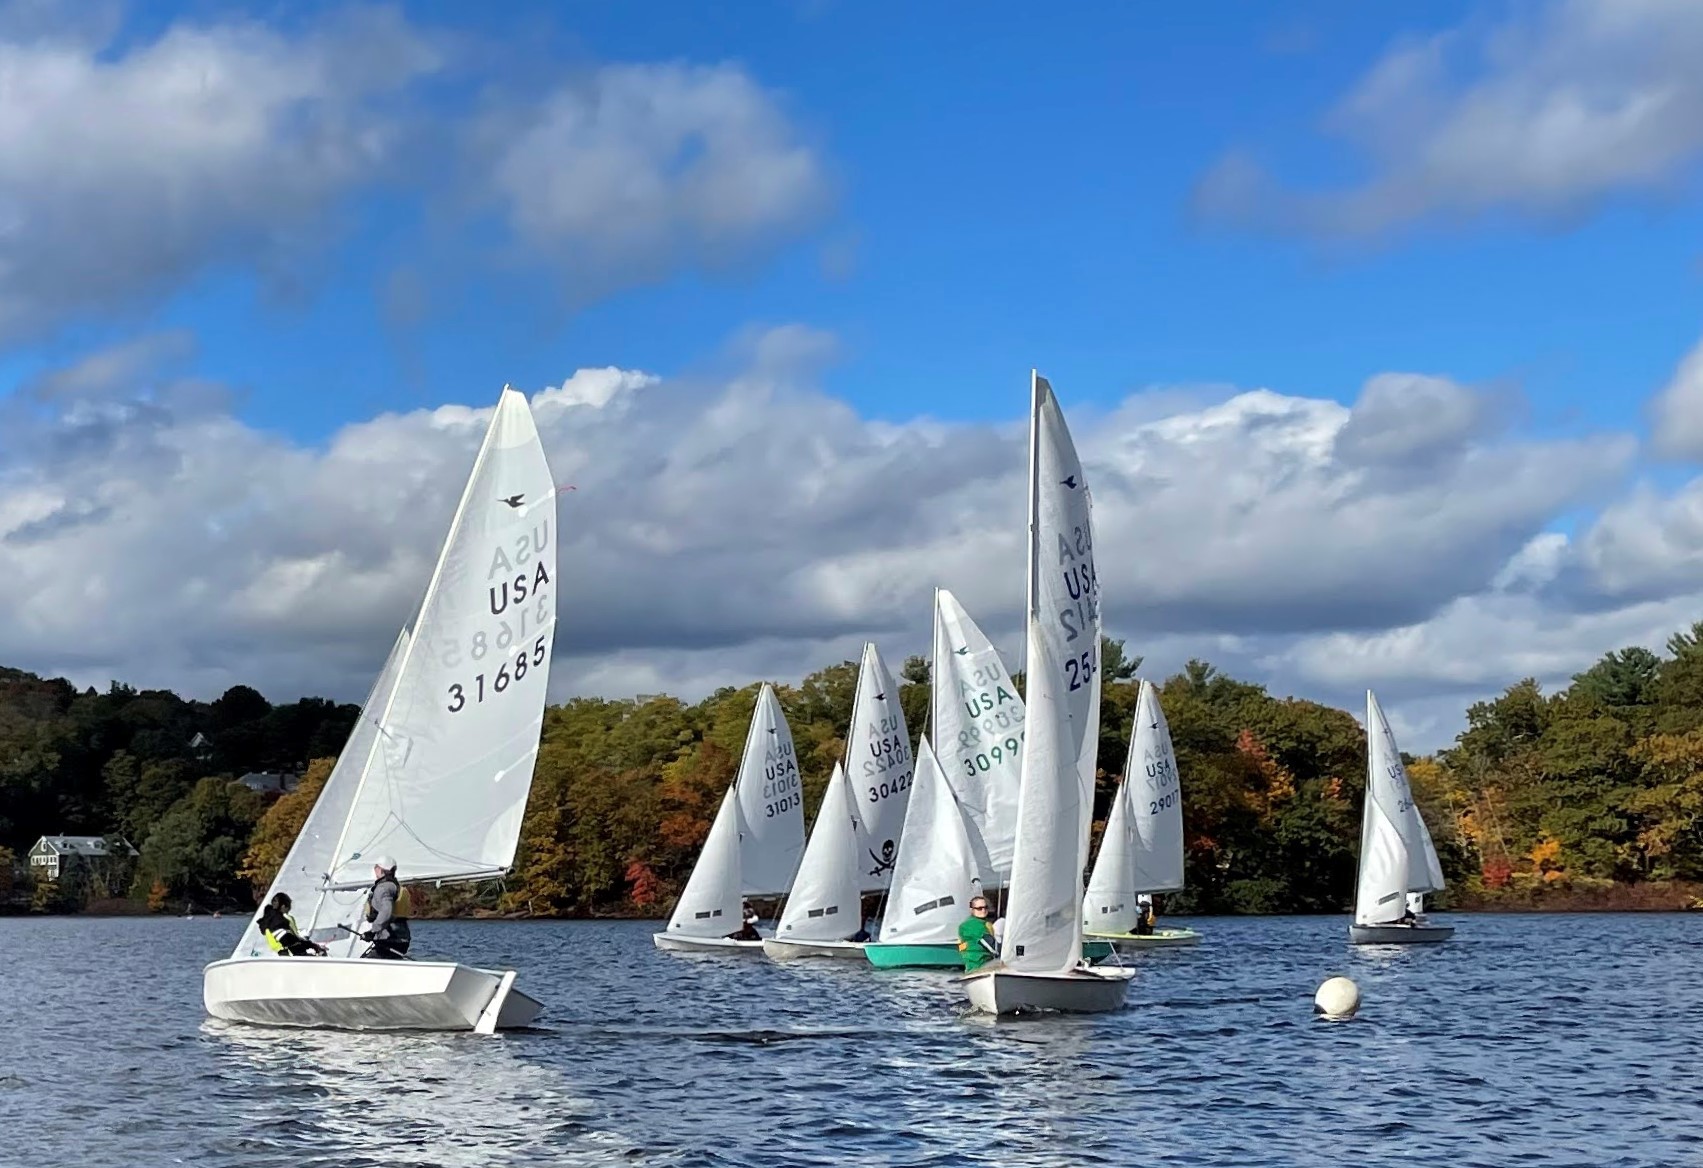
left=28, top=835, right=138, bottom=882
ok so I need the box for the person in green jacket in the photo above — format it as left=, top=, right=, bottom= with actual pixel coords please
left=958, top=896, right=999, bottom=971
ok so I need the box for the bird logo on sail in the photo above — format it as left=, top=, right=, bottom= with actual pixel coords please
left=1061, top=475, right=1078, bottom=489
left=500, top=494, right=525, bottom=508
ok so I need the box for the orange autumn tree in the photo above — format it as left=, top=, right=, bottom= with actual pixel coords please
left=238, top=757, right=336, bottom=894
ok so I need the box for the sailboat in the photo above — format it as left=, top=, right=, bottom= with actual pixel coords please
left=961, top=371, right=1134, bottom=1015
left=653, top=684, right=806, bottom=953
left=1349, top=690, right=1453, bottom=945
left=864, top=738, right=980, bottom=968
left=762, top=761, right=867, bottom=960
left=204, top=387, right=557, bottom=1032
left=1083, top=680, right=1201, bottom=950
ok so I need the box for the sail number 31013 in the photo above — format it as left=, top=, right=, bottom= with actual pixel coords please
left=447, top=635, right=547, bottom=712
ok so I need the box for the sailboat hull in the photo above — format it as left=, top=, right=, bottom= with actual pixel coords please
left=864, top=942, right=962, bottom=969
left=1084, top=927, right=1202, bottom=950
left=1349, top=923, right=1454, bottom=945
left=960, top=965, right=1134, bottom=1015
left=652, top=932, right=766, bottom=954
left=761, top=938, right=867, bottom=961
left=203, top=958, right=542, bottom=1032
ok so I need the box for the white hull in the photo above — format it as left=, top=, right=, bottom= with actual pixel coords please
left=761, top=938, right=867, bottom=961
left=960, top=964, right=1134, bottom=1015
left=203, top=957, right=542, bottom=1033
left=652, top=932, right=766, bottom=954
left=1349, top=923, right=1454, bottom=945
left=1084, top=927, right=1201, bottom=950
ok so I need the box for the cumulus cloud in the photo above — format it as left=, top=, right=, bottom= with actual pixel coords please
left=1648, top=333, right=1703, bottom=459
left=470, top=62, right=832, bottom=297
left=1195, top=0, right=1703, bottom=237
left=0, top=10, right=834, bottom=340
left=0, top=8, right=441, bottom=341
left=0, top=328, right=1654, bottom=751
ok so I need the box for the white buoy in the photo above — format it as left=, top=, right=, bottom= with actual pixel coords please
left=1314, top=976, right=1360, bottom=1019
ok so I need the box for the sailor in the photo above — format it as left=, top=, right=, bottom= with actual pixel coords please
left=258, top=892, right=327, bottom=957
left=1131, top=893, right=1156, bottom=936
left=846, top=913, right=872, bottom=944
left=359, top=856, right=412, bottom=959
left=957, top=896, right=1000, bottom=971
left=727, top=900, right=762, bottom=942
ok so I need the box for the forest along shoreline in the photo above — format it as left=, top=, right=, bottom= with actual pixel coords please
left=8, top=623, right=1703, bottom=920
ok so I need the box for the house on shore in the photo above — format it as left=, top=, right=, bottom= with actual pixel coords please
left=28, top=835, right=139, bottom=883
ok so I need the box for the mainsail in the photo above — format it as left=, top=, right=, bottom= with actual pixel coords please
left=733, top=684, right=806, bottom=897
left=327, top=387, right=559, bottom=892
left=1000, top=372, right=1103, bottom=975
left=844, top=642, right=915, bottom=892
left=932, top=589, right=1025, bottom=887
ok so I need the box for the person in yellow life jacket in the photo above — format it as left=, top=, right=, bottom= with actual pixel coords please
left=1131, top=893, right=1156, bottom=936
left=358, top=856, right=412, bottom=959
left=258, top=893, right=327, bottom=956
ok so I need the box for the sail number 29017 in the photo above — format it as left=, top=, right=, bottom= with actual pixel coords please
left=447, top=635, right=547, bottom=713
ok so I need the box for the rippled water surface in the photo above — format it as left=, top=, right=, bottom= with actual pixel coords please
left=3, top=913, right=1701, bottom=1167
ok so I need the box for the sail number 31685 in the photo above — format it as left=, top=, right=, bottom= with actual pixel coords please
left=447, top=635, right=546, bottom=712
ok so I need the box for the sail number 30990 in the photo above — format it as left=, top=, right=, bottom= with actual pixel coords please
left=447, top=635, right=547, bottom=712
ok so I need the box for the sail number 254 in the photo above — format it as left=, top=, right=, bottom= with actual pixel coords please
left=447, top=635, right=547, bottom=713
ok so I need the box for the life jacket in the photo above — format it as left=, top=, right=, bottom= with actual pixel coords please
left=262, top=910, right=300, bottom=953
left=365, top=876, right=412, bottom=921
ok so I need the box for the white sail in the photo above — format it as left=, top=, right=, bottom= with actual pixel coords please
left=663, top=787, right=745, bottom=938
left=733, top=684, right=806, bottom=896
left=845, top=642, right=915, bottom=892
left=1354, top=690, right=1444, bottom=925
left=1000, top=372, right=1103, bottom=975
left=233, top=629, right=411, bottom=958
left=1127, top=680, right=1185, bottom=893
left=932, top=588, right=1025, bottom=886
left=878, top=738, right=978, bottom=945
left=1082, top=774, right=1137, bottom=932
left=774, top=762, right=865, bottom=943
left=328, top=388, right=558, bottom=889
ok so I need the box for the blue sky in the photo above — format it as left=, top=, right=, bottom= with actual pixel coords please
left=9, top=1, right=1699, bottom=445
left=7, top=0, right=1703, bottom=748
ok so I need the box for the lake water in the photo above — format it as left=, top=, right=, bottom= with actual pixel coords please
left=1, top=913, right=1699, bottom=1167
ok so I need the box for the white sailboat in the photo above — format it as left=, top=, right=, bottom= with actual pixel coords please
left=653, top=788, right=756, bottom=953
left=1083, top=680, right=1200, bottom=950
left=762, top=761, right=868, bottom=960
left=864, top=738, right=980, bottom=968
left=653, top=684, right=806, bottom=953
left=1349, top=690, right=1453, bottom=945
left=845, top=642, right=916, bottom=892
left=962, top=371, right=1134, bottom=1015
left=204, top=387, right=558, bottom=1032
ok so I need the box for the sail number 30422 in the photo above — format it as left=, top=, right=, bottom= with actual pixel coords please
left=447, top=635, right=547, bottom=712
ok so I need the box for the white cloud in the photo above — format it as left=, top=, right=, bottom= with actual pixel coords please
left=0, top=327, right=1661, bottom=753
left=1195, top=0, right=1703, bottom=237
left=0, top=8, right=440, bottom=340
left=1648, top=333, right=1703, bottom=459
left=471, top=62, right=832, bottom=296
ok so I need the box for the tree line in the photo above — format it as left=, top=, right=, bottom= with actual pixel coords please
left=6, top=623, right=1703, bottom=917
